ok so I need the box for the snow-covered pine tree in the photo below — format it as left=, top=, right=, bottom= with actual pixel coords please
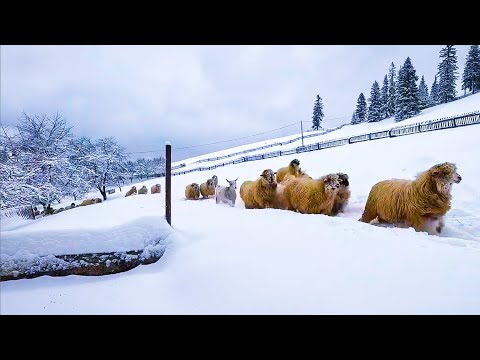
left=354, top=92, right=367, bottom=124
left=387, top=62, right=396, bottom=117
left=380, top=74, right=389, bottom=119
left=462, top=45, right=480, bottom=94
left=430, top=75, right=440, bottom=106
left=152, top=156, right=166, bottom=176
left=350, top=111, right=357, bottom=125
left=437, top=45, right=458, bottom=103
left=418, top=75, right=430, bottom=110
left=312, top=95, right=324, bottom=130
left=124, top=160, right=137, bottom=183
left=395, top=57, right=420, bottom=121
left=367, top=81, right=382, bottom=122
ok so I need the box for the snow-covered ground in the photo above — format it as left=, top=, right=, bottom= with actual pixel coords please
left=1, top=97, right=480, bottom=314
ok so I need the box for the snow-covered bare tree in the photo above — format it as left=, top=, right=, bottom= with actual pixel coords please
left=1, top=112, right=74, bottom=212
left=85, top=137, right=127, bottom=200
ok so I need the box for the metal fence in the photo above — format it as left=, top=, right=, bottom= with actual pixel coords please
left=0, top=205, right=36, bottom=220
left=172, top=110, right=480, bottom=177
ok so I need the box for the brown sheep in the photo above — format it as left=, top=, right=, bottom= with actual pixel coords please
left=125, top=186, right=137, bottom=197
left=138, top=185, right=148, bottom=194
left=284, top=173, right=340, bottom=215
left=185, top=183, right=201, bottom=200
left=240, top=169, right=277, bottom=209
left=332, top=173, right=351, bottom=216
left=79, top=199, right=95, bottom=207
left=276, top=159, right=302, bottom=183
left=200, top=179, right=215, bottom=198
left=93, top=198, right=102, bottom=203
left=360, top=162, right=462, bottom=235
left=151, top=184, right=161, bottom=194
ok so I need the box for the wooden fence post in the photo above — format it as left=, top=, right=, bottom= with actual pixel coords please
left=165, top=141, right=172, bottom=226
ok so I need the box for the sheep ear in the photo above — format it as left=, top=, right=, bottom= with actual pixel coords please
left=235, top=177, right=238, bottom=181
left=226, top=179, right=229, bottom=183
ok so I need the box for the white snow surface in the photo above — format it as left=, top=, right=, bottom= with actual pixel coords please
left=1, top=96, right=480, bottom=314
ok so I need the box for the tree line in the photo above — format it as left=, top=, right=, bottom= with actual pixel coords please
left=0, top=112, right=165, bottom=211
left=310, top=45, right=480, bottom=129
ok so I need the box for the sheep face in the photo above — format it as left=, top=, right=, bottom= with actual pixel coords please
left=212, top=175, right=218, bottom=186
left=337, top=172, right=349, bottom=187
left=227, top=178, right=238, bottom=189
left=261, top=169, right=277, bottom=186
left=322, top=173, right=340, bottom=191
left=290, top=159, right=300, bottom=167
left=429, top=162, right=461, bottom=195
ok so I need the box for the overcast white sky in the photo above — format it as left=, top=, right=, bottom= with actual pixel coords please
left=0, top=45, right=471, bottom=161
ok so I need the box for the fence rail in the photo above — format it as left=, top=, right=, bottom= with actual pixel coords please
left=172, top=110, right=480, bottom=177
left=1, top=205, right=35, bottom=220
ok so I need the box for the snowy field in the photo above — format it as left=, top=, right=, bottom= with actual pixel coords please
left=1, top=97, right=480, bottom=314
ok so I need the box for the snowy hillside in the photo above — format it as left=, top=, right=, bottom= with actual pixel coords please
left=173, top=93, right=480, bottom=170
left=1, top=95, right=480, bottom=314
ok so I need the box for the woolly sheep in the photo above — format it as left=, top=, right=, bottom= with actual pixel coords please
left=284, top=173, right=340, bottom=215
left=240, top=169, right=277, bottom=209
left=200, top=179, right=216, bottom=198
left=125, top=186, right=137, bottom=197
left=276, top=159, right=301, bottom=183
left=151, top=184, right=161, bottom=194
left=185, top=183, right=201, bottom=200
left=360, top=162, right=461, bottom=235
left=138, top=185, right=148, bottom=194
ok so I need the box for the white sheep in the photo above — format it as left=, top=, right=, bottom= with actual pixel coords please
left=215, top=178, right=238, bottom=207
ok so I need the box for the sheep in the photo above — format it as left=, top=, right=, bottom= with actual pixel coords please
left=211, top=175, right=218, bottom=187
left=240, top=169, right=277, bottom=209
left=52, top=207, right=65, bottom=214
left=65, top=202, right=76, bottom=210
left=215, top=178, right=238, bottom=207
left=93, top=198, right=102, bottom=203
left=276, top=159, right=301, bottom=183
left=125, top=186, right=137, bottom=197
left=151, top=184, right=161, bottom=194
left=138, top=185, right=148, bottom=194
left=332, top=172, right=351, bottom=215
left=359, top=162, right=462, bottom=235
left=200, top=179, right=216, bottom=198
left=185, top=183, right=200, bottom=200
left=79, top=199, right=95, bottom=207
left=284, top=173, right=340, bottom=215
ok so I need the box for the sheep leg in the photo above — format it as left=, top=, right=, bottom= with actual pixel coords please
left=409, top=215, right=440, bottom=236
left=359, top=205, right=377, bottom=223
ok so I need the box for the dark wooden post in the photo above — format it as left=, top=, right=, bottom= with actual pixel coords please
left=165, top=141, right=172, bottom=226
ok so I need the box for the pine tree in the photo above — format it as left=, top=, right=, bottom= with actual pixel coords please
left=430, top=75, right=440, bottom=105
left=367, top=81, right=382, bottom=122
left=380, top=74, right=389, bottom=119
left=354, top=92, right=367, bottom=124
left=350, top=111, right=357, bottom=125
left=462, top=45, right=480, bottom=94
left=395, top=57, right=420, bottom=121
left=437, top=45, right=458, bottom=103
left=418, top=75, right=430, bottom=110
left=312, top=95, right=324, bottom=130
left=387, top=62, right=396, bottom=117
